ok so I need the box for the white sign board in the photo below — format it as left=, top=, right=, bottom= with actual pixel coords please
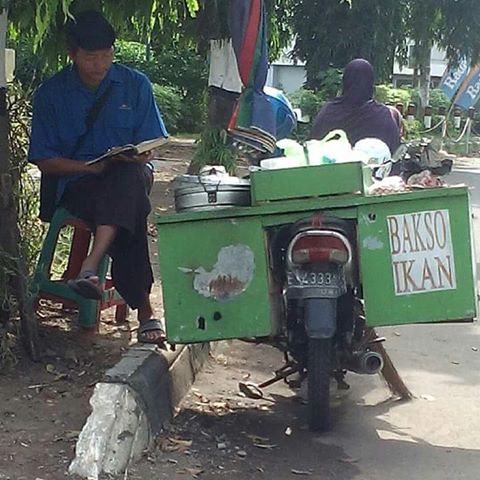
left=387, top=210, right=456, bottom=295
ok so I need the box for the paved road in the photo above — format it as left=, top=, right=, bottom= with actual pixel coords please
left=123, top=166, right=480, bottom=480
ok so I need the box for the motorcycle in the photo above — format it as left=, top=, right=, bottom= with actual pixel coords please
left=240, top=212, right=384, bottom=431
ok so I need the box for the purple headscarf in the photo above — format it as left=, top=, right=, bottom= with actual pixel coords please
left=310, top=59, right=401, bottom=154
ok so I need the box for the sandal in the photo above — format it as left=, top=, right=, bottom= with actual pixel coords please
left=67, top=270, right=103, bottom=300
left=138, top=319, right=166, bottom=345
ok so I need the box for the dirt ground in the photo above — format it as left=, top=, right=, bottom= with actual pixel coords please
left=108, top=340, right=360, bottom=480
left=0, top=141, right=194, bottom=480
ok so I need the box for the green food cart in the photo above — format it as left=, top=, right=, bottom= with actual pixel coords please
left=156, top=162, right=477, bottom=345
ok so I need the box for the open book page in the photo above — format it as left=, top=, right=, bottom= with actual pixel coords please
left=134, top=137, right=170, bottom=154
left=85, top=136, right=170, bottom=165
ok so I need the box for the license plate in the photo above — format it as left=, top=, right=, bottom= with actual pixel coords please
left=286, top=268, right=345, bottom=298
left=287, top=269, right=342, bottom=288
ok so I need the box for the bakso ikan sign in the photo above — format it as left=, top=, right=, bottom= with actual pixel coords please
left=387, top=210, right=456, bottom=295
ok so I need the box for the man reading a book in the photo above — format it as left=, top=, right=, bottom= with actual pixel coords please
left=28, top=10, right=168, bottom=344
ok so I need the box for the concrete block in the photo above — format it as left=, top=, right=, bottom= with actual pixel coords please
left=69, top=342, right=212, bottom=479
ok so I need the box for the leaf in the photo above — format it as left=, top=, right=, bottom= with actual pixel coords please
left=185, top=467, right=204, bottom=478
left=338, top=457, right=359, bottom=464
left=291, top=469, right=313, bottom=476
left=246, top=434, right=270, bottom=443
left=168, top=437, right=193, bottom=448
left=159, top=437, right=192, bottom=453
left=253, top=443, right=277, bottom=450
left=45, top=363, right=56, bottom=373
left=185, top=0, right=199, bottom=17
left=64, top=430, right=80, bottom=440
left=420, top=394, right=435, bottom=401
left=176, top=467, right=204, bottom=478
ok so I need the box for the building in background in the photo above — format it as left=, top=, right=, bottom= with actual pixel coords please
left=266, top=43, right=449, bottom=94
left=392, top=44, right=448, bottom=88
left=266, top=47, right=306, bottom=94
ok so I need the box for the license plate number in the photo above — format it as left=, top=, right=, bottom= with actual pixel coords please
left=287, top=270, right=342, bottom=287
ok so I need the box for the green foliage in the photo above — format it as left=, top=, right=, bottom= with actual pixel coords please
left=7, top=82, right=46, bottom=276
left=7, top=0, right=292, bottom=77
left=406, top=0, right=480, bottom=67
left=115, top=40, right=208, bottom=133
left=292, top=0, right=480, bottom=89
left=0, top=249, right=16, bottom=320
left=152, top=84, right=183, bottom=134
left=191, top=128, right=238, bottom=175
left=49, top=226, right=74, bottom=279
left=289, top=89, right=325, bottom=122
left=428, top=89, right=450, bottom=112
left=289, top=66, right=342, bottom=115
left=114, top=40, right=156, bottom=81
left=403, top=118, right=423, bottom=140
left=316, top=67, right=342, bottom=99
left=0, top=328, right=18, bottom=372
left=292, top=0, right=407, bottom=87
left=374, top=85, right=412, bottom=107
left=265, top=0, right=295, bottom=61
left=1, top=82, right=45, bottom=367
left=7, top=35, right=53, bottom=88
left=7, top=0, right=202, bottom=73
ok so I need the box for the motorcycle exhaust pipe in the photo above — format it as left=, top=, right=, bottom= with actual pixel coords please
left=348, top=350, right=384, bottom=375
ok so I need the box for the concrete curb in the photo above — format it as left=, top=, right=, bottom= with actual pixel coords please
left=68, top=342, right=212, bottom=479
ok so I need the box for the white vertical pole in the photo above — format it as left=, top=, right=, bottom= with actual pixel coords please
left=0, top=8, right=8, bottom=175
left=0, top=9, right=7, bottom=89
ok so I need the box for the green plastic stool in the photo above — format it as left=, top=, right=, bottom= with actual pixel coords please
left=32, top=207, right=127, bottom=329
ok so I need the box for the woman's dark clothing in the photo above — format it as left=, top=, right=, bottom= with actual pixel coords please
left=310, top=59, right=401, bottom=154
left=61, top=163, right=153, bottom=309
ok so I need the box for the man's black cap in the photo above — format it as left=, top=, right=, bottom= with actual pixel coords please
left=66, top=10, right=116, bottom=51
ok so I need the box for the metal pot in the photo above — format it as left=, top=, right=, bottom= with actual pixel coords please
left=173, top=174, right=251, bottom=212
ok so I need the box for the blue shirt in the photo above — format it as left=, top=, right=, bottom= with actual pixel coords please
left=28, top=63, right=168, bottom=199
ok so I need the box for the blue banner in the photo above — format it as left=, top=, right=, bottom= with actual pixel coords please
left=454, top=64, right=480, bottom=109
left=439, top=57, right=470, bottom=99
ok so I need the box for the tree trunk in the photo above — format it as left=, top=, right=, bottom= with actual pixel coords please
left=412, top=66, right=419, bottom=89
left=0, top=9, right=40, bottom=360
left=417, top=40, right=432, bottom=109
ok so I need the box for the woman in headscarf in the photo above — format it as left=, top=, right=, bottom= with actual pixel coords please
left=310, top=59, right=401, bottom=155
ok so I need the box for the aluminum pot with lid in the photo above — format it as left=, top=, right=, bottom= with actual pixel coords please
left=172, top=167, right=251, bottom=212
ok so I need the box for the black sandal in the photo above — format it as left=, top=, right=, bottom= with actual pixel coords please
left=138, top=319, right=166, bottom=345
left=67, top=270, right=103, bottom=300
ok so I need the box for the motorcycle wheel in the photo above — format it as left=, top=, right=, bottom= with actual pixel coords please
left=307, top=337, right=331, bottom=432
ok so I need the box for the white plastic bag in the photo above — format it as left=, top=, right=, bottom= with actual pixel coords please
left=276, top=139, right=307, bottom=165
left=305, top=129, right=353, bottom=165
left=353, top=138, right=392, bottom=166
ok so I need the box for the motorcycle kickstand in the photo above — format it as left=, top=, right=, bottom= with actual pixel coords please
left=238, top=365, right=300, bottom=400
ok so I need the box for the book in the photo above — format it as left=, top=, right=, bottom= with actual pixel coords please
left=85, top=136, right=170, bottom=165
